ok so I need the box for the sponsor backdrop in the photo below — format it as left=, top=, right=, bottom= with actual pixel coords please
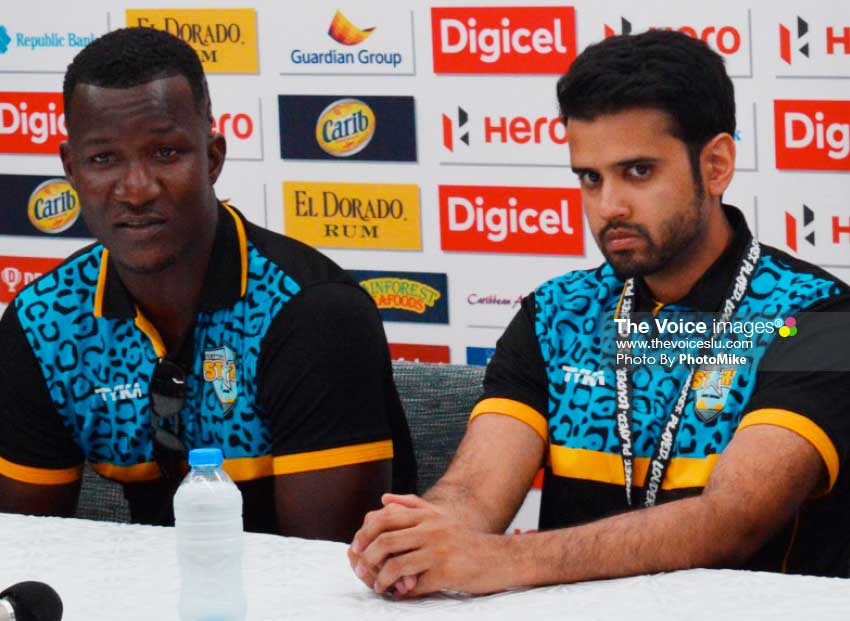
left=1, top=0, right=848, bottom=530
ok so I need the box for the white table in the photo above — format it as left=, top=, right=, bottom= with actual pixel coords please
left=0, top=513, right=847, bottom=620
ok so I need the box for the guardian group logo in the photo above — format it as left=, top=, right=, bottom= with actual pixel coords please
left=350, top=269, right=448, bottom=324
left=280, top=7, right=414, bottom=75
left=279, top=95, right=416, bottom=162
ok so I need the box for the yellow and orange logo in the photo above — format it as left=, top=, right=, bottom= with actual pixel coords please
left=28, top=179, right=80, bottom=234
left=283, top=181, right=421, bottom=250
left=328, top=10, right=375, bottom=46
left=126, top=9, right=258, bottom=73
left=315, top=98, right=375, bottom=157
left=359, top=278, right=441, bottom=314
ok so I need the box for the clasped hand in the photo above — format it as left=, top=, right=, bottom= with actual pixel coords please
left=347, top=493, right=510, bottom=598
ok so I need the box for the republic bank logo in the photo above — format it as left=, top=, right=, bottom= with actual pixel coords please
left=327, top=10, right=375, bottom=46
left=0, top=26, right=11, bottom=54
left=785, top=204, right=816, bottom=252
left=442, top=106, right=469, bottom=151
left=779, top=17, right=810, bottom=65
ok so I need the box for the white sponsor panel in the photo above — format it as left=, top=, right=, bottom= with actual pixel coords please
left=0, top=13, right=106, bottom=73
left=277, top=7, right=414, bottom=75
left=735, top=99, right=757, bottom=171
left=207, top=84, right=263, bottom=161
left=597, top=5, right=752, bottom=77
left=772, top=13, right=850, bottom=77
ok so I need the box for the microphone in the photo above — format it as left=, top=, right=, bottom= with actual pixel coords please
left=0, top=582, right=63, bottom=621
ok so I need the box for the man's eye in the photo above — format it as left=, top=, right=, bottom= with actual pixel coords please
left=155, top=146, right=178, bottom=160
left=627, top=163, right=651, bottom=179
left=89, top=153, right=113, bottom=165
left=577, top=171, right=601, bottom=188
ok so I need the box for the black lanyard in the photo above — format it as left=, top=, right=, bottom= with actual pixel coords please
left=614, top=238, right=760, bottom=508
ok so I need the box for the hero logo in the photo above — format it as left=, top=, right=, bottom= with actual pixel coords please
left=604, top=17, right=742, bottom=55
left=780, top=16, right=850, bottom=64
left=439, top=185, right=583, bottom=255
left=431, top=7, right=576, bottom=74
left=442, top=106, right=567, bottom=151
left=0, top=92, right=66, bottom=154
left=211, top=111, right=254, bottom=140
left=774, top=100, right=850, bottom=171
left=785, top=204, right=850, bottom=254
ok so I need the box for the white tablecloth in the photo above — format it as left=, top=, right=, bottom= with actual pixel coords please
left=0, top=513, right=847, bottom=620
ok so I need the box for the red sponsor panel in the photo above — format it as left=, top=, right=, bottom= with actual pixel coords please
left=774, top=100, right=850, bottom=171
left=439, top=185, right=583, bottom=255
left=0, top=92, right=67, bottom=154
left=431, top=6, right=576, bottom=74
left=389, top=343, right=451, bottom=364
left=0, top=256, right=63, bottom=304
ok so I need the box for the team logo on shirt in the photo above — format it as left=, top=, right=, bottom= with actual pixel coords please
left=692, top=366, right=736, bottom=422
left=203, top=345, right=238, bottom=413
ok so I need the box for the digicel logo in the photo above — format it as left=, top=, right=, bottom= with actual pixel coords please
left=439, top=185, right=583, bottom=255
left=389, top=343, right=451, bottom=364
left=431, top=6, right=576, bottom=74
left=774, top=100, right=850, bottom=171
left=0, top=255, right=63, bottom=304
left=0, top=92, right=66, bottom=154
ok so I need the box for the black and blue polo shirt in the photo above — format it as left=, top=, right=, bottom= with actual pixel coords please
left=0, top=203, right=416, bottom=530
left=475, top=206, right=850, bottom=577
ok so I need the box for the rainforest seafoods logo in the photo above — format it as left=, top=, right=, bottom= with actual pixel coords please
left=360, top=277, right=441, bottom=314
left=315, top=98, right=376, bottom=157
left=126, top=9, right=258, bottom=73
left=27, top=178, right=80, bottom=234
left=284, top=181, right=421, bottom=250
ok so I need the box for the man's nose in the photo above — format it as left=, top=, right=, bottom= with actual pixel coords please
left=113, top=159, right=160, bottom=206
left=596, top=179, right=631, bottom=222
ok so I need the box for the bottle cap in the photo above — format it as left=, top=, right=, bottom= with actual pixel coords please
left=189, top=447, right=224, bottom=468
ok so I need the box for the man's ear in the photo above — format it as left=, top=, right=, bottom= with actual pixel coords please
left=701, top=133, right=736, bottom=198
left=207, top=132, right=226, bottom=185
left=59, top=141, right=77, bottom=189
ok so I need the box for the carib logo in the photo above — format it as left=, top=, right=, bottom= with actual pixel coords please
left=315, top=98, right=376, bottom=157
left=27, top=178, right=81, bottom=234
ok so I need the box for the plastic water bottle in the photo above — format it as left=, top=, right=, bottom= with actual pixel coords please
left=174, top=448, right=247, bottom=621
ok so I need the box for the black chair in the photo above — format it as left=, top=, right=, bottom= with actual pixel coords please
left=74, top=361, right=485, bottom=522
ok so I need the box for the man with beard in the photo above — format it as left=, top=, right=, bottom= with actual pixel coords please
left=347, top=30, right=850, bottom=595
left=0, top=27, right=415, bottom=540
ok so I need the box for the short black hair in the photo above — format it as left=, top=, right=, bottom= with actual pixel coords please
left=63, top=27, right=210, bottom=129
left=557, top=30, right=735, bottom=185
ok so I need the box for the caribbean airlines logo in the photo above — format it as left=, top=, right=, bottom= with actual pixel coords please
left=0, top=92, right=66, bottom=154
left=431, top=7, right=576, bottom=74
left=127, top=9, right=258, bottom=73
left=351, top=270, right=448, bottom=324
left=775, top=14, right=850, bottom=76
left=439, top=185, right=583, bottom=255
left=280, top=8, right=413, bottom=75
left=0, top=256, right=63, bottom=304
left=0, top=174, right=91, bottom=238
left=279, top=95, right=416, bottom=162
left=774, top=100, right=850, bottom=171
left=283, top=181, right=421, bottom=250
left=601, top=10, right=752, bottom=77
left=389, top=343, right=451, bottom=364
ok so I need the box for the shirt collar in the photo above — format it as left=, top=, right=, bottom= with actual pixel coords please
left=93, top=202, right=249, bottom=320
left=632, top=204, right=753, bottom=312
